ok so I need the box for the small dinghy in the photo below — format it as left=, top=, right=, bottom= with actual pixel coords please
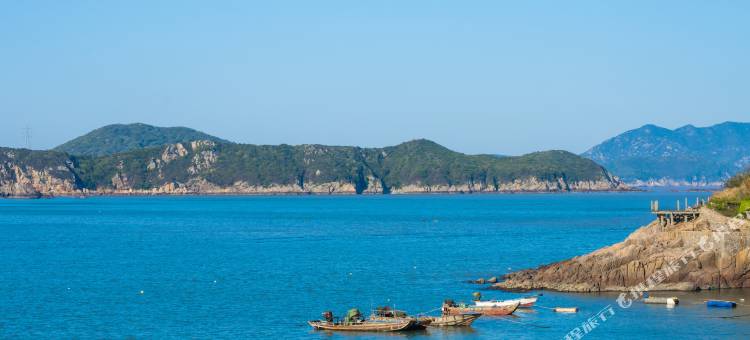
left=706, top=300, right=737, bottom=308
left=309, top=309, right=419, bottom=332
left=442, top=299, right=519, bottom=316
left=426, top=313, right=482, bottom=327
left=475, top=296, right=538, bottom=308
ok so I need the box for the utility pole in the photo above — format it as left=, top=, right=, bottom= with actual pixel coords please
left=24, top=125, right=31, bottom=149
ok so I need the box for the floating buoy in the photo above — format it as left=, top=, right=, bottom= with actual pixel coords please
left=644, top=296, right=679, bottom=305
left=472, top=292, right=482, bottom=301
left=707, top=300, right=736, bottom=308
left=139, top=290, right=144, bottom=295
left=554, top=307, right=578, bottom=313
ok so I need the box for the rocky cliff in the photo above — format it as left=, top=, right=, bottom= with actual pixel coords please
left=0, top=148, right=80, bottom=198
left=1, top=139, right=627, bottom=198
left=495, top=207, right=750, bottom=292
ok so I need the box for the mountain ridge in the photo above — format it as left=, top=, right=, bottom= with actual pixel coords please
left=582, top=121, right=750, bottom=186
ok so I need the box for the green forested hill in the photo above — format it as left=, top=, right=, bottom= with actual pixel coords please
left=54, top=123, right=228, bottom=156
left=66, top=139, right=621, bottom=194
left=3, top=131, right=624, bottom=197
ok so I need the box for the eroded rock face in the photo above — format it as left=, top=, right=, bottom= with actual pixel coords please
left=0, top=164, right=79, bottom=197
left=495, top=208, right=750, bottom=292
left=161, top=143, right=188, bottom=163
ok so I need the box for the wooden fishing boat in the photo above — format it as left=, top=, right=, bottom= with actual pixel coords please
left=309, top=308, right=419, bottom=332
left=369, top=307, right=430, bottom=330
left=426, top=313, right=481, bottom=327
left=308, top=319, right=418, bottom=332
left=442, top=300, right=519, bottom=316
left=475, top=296, right=538, bottom=308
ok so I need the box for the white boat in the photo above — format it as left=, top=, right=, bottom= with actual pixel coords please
left=474, top=296, right=538, bottom=308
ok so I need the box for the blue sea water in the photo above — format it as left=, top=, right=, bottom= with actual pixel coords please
left=1, top=192, right=749, bottom=339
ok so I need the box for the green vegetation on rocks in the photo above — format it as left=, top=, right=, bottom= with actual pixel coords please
left=710, top=171, right=750, bottom=216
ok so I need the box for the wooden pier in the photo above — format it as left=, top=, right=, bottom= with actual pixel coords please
left=651, top=197, right=704, bottom=227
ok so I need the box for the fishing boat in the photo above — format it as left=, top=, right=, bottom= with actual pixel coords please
left=442, top=299, right=519, bottom=316
left=309, top=309, right=419, bottom=332
left=368, top=306, right=431, bottom=330
left=308, top=319, right=417, bottom=332
left=426, top=313, right=482, bottom=327
left=474, top=296, right=538, bottom=308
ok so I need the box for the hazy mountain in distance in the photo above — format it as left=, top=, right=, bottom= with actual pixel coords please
left=582, top=122, right=750, bottom=186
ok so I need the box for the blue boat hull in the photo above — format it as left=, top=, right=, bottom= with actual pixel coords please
left=706, top=300, right=737, bottom=308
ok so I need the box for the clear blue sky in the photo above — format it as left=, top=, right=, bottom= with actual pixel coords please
left=1, top=1, right=748, bottom=155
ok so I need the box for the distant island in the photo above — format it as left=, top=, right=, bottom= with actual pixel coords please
left=0, top=123, right=626, bottom=198
left=583, top=121, right=750, bottom=187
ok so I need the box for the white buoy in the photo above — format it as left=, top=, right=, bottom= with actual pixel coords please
left=139, top=290, right=144, bottom=295
left=554, top=307, right=578, bottom=313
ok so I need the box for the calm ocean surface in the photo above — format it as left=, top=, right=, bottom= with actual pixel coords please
left=2, top=192, right=749, bottom=339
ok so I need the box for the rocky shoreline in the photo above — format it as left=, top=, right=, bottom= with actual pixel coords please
left=2, top=185, right=634, bottom=199
left=494, top=207, right=750, bottom=292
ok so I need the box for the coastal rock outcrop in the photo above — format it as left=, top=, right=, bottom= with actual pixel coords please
left=0, top=149, right=80, bottom=197
left=495, top=207, right=750, bottom=292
